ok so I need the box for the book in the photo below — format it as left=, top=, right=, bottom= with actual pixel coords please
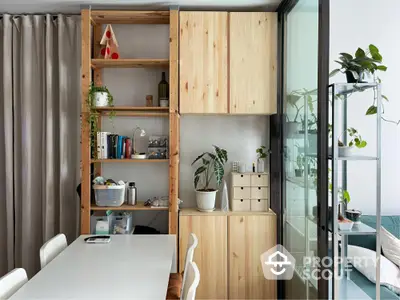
left=96, top=132, right=101, bottom=159
left=122, top=137, right=126, bottom=158
left=107, top=134, right=113, bottom=159
left=125, top=138, right=132, bottom=158
left=101, top=132, right=109, bottom=159
left=117, top=135, right=123, bottom=159
left=112, top=134, right=118, bottom=159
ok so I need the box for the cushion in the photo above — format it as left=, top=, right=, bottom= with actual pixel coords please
left=349, top=215, right=400, bottom=251
left=348, top=245, right=400, bottom=295
left=381, top=227, right=400, bottom=268
left=166, top=273, right=182, bottom=299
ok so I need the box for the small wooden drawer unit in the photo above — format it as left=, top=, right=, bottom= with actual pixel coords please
left=231, top=172, right=269, bottom=212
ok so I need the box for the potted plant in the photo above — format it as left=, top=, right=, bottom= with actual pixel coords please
left=256, top=146, right=271, bottom=173
left=295, top=154, right=305, bottom=177
left=330, top=44, right=387, bottom=83
left=337, top=127, right=367, bottom=156
left=88, top=83, right=114, bottom=107
left=192, top=145, right=228, bottom=212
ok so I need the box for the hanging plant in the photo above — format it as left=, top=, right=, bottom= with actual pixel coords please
left=86, top=83, right=115, bottom=158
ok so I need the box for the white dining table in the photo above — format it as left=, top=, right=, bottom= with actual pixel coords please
left=10, top=234, right=176, bottom=299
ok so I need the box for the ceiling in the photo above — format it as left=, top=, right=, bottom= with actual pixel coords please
left=0, top=0, right=282, bottom=13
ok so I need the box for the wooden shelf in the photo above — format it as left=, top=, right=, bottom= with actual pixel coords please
left=91, top=59, right=169, bottom=69
left=91, top=202, right=169, bottom=211
left=97, top=106, right=169, bottom=117
left=91, top=159, right=169, bottom=163
left=91, top=10, right=170, bottom=25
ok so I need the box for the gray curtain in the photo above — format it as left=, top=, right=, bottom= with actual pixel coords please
left=0, top=14, right=81, bottom=277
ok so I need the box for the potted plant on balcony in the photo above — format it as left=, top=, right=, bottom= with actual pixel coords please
left=330, top=44, right=387, bottom=83
left=192, top=145, right=228, bottom=212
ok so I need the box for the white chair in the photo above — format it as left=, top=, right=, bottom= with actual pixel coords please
left=166, top=233, right=198, bottom=299
left=0, top=268, right=28, bottom=299
left=40, top=233, right=67, bottom=269
left=181, top=261, right=200, bottom=300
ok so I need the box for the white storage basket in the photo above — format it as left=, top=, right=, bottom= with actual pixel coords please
left=93, top=185, right=126, bottom=207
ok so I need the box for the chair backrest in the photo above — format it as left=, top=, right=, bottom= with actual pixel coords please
left=0, top=268, right=28, bottom=299
left=180, top=233, right=198, bottom=297
left=40, top=233, right=67, bottom=269
left=181, top=261, right=200, bottom=300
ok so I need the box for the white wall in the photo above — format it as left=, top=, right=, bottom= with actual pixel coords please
left=330, top=0, right=400, bottom=215
left=100, top=24, right=270, bottom=231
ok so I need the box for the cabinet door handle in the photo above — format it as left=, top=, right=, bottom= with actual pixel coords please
left=240, top=199, right=243, bottom=202
left=241, top=175, right=244, bottom=178
left=241, top=187, right=243, bottom=190
left=258, top=175, right=261, bottom=178
left=258, top=187, right=261, bottom=190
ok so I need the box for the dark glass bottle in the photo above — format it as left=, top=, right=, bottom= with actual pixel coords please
left=158, top=72, right=169, bottom=107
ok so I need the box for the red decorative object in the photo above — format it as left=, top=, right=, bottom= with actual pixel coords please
left=99, top=24, right=119, bottom=59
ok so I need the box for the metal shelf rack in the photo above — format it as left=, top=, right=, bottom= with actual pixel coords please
left=329, top=82, right=382, bottom=300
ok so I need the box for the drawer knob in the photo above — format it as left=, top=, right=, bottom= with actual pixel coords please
left=258, top=175, right=261, bottom=178
left=241, top=175, right=243, bottom=178
left=258, top=199, right=261, bottom=202
left=241, top=187, right=243, bottom=190
left=240, top=199, right=243, bottom=202
left=258, top=187, right=261, bottom=190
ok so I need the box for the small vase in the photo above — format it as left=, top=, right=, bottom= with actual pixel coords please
left=257, top=158, right=265, bottom=173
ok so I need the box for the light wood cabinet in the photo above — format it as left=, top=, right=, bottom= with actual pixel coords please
left=179, top=12, right=228, bottom=114
left=228, top=215, right=277, bottom=299
left=179, top=209, right=276, bottom=299
left=229, top=12, right=277, bottom=114
left=179, top=213, right=228, bottom=299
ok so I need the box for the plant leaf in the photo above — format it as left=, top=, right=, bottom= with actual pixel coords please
left=376, top=65, right=387, bottom=71
left=213, top=161, right=224, bottom=186
left=194, top=175, right=200, bottom=189
left=350, top=70, right=359, bottom=79
left=194, top=166, right=207, bottom=177
left=213, top=145, right=228, bottom=164
left=359, top=141, right=367, bottom=148
left=369, top=44, right=379, bottom=54
left=366, top=105, right=377, bottom=115
left=191, top=152, right=206, bottom=165
left=329, top=69, right=341, bottom=77
left=382, top=94, right=389, bottom=102
left=202, top=158, right=210, bottom=165
left=343, top=190, right=351, bottom=203
left=339, top=52, right=353, bottom=60
left=355, top=48, right=365, bottom=58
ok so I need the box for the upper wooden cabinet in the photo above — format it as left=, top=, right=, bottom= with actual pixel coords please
left=179, top=12, right=228, bottom=114
left=229, top=12, right=277, bottom=114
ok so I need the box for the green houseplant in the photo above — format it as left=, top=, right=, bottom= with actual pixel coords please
left=86, top=83, right=115, bottom=158
left=192, top=145, right=228, bottom=212
left=330, top=44, right=387, bottom=83
left=256, top=146, right=271, bottom=173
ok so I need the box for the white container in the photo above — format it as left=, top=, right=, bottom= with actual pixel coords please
left=338, top=219, right=354, bottom=231
left=195, top=190, right=217, bottom=212
left=257, top=158, right=265, bottom=173
left=94, top=92, right=109, bottom=107
left=339, top=146, right=352, bottom=157
left=90, top=212, right=109, bottom=234
left=93, top=185, right=126, bottom=207
left=109, top=212, right=133, bottom=234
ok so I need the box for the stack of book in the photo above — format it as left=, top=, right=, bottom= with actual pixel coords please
left=96, top=132, right=132, bottom=159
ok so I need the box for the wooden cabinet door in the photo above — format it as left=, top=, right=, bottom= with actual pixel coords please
left=179, top=215, right=228, bottom=299
left=179, top=12, right=228, bottom=114
left=229, top=12, right=277, bottom=114
left=228, top=215, right=277, bottom=299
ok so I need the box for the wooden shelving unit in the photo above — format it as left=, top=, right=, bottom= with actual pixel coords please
left=80, top=9, right=179, bottom=237
left=91, top=202, right=169, bottom=211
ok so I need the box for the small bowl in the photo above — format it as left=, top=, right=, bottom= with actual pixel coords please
left=345, top=209, right=362, bottom=224
left=338, top=219, right=354, bottom=231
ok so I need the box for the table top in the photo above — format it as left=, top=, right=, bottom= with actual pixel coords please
left=11, top=235, right=176, bottom=299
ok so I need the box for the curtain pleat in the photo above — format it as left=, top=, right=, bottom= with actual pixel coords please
left=0, top=14, right=16, bottom=276
left=1, top=14, right=80, bottom=277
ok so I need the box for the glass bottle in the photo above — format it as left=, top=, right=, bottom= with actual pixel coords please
left=158, top=72, right=169, bottom=107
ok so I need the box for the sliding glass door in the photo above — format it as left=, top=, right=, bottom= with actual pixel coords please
left=277, top=0, right=329, bottom=299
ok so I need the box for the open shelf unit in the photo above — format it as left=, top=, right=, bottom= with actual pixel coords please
left=80, top=9, right=179, bottom=236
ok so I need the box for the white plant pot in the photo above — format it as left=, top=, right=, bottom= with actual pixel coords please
left=195, top=190, right=217, bottom=212
left=286, top=122, right=300, bottom=137
left=94, top=92, right=109, bottom=107
left=257, top=158, right=265, bottom=173
left=339, top=146, right=352, bottom=157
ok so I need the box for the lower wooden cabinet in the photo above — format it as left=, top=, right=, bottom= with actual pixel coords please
left=179, top=209, right=276, bottom=299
